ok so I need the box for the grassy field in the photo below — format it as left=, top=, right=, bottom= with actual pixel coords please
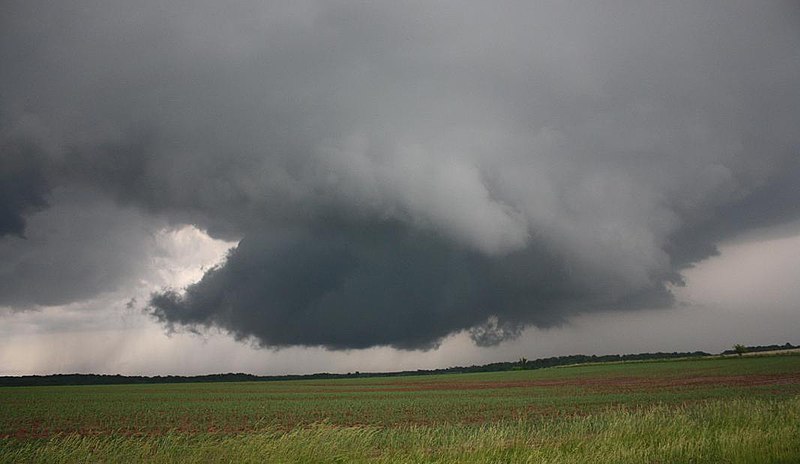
left=2, top=354, right=799, bottom=463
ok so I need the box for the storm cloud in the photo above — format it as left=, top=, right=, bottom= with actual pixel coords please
left=1, top=1, right=799, bottom=349
left=0, top=137, right=50, bottom=237
left=151, top=219, right=675, bottom=349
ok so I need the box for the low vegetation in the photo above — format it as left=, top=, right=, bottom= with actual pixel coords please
left=2, top=353, right=799, bottom=462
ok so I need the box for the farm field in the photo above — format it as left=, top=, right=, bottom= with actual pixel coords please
left=2, top=354, right=799, bottom=463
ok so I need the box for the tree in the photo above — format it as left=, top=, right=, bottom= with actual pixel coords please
left=733, top=344, right=748, bottom=357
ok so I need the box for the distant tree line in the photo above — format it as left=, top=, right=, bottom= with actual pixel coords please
left=721, top=342, right=796, bottom=356
left=0, top=349, right=733, bottom=387
left=8, top=343, right=795, bottom=387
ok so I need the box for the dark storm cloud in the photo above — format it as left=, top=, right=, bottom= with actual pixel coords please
left=0, top=137, right=50, bottom=237
left=1, top=1, right=799, bottom=347
left=666, top=156, right=800, bottom=267
left=0, top=188, right=165, bottom=308
left=150, top=219, right=674, bottom=349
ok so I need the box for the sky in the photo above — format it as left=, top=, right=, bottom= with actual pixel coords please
left=1, top=1, right=799, bottom=376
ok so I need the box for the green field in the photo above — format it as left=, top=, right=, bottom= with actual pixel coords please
left=2, top=354, right=799, bottom=463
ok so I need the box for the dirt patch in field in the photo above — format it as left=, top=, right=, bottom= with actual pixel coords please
left=579, top=373, right=800, bottom=393
left=331, top=373, right=800, bottom=393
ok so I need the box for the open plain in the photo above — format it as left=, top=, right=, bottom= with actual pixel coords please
left=2, top=354, right=799, bottom=463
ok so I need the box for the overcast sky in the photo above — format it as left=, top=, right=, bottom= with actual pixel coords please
left=1, top=1, right=799, bottom=375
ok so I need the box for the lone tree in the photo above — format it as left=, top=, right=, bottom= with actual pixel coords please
left=733, top=344, right=748, bottom=357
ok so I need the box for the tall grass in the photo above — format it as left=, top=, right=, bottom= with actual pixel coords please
left=4, top=397, right=798, bottom=463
